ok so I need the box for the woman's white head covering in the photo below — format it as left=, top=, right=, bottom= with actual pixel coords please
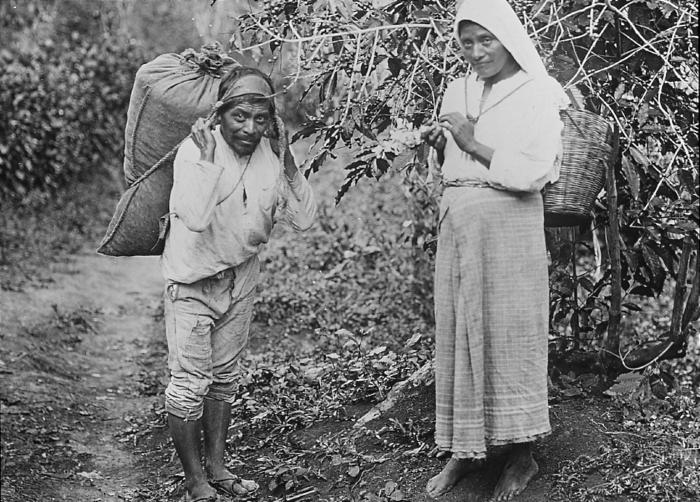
left=454, top=0, right=568, bottom=103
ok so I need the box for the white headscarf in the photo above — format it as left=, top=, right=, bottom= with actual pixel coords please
left=454, top=0, right=568, bottom=104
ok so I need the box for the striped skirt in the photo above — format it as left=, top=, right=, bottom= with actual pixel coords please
left=434, top=186, right=551, bottom=459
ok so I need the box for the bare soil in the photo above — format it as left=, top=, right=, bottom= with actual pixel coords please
left=0, top=143, right=642, bottom=502
left=1, top=253, right=165, bottom=501
left=0, top=243, right=632, bottom=502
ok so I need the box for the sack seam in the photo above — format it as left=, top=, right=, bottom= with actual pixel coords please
left=128, top=85, right=153, bottom=180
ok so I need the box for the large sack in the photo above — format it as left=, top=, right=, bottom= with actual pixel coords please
left=98, top=45, right=235, bottom=256
left=123, top=47, right=234, bottom=184
left=98, top=152, right=174, bottom=256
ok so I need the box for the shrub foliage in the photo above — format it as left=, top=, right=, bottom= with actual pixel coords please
left=230, top=0, right=699, bottom=367
left=0, top=6, right=143, bottom=199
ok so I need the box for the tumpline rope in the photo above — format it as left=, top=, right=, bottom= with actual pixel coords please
left=103, top=72, right=290, bottom=252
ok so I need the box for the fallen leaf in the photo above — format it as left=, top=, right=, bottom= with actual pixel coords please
left=561, top=386, right=582, bottom=397
left=390, top=489, right=406, bottom=501
left=335, top=328, right=354, bottom=338
left=605, top=373, right=643, bottom=396
left=405, top=332, right=422, bottom=348
left=76, top=471, right=102, bottom=481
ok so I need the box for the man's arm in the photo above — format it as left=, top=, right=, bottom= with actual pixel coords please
left=170, top=119, right=224, bottom=232
left=279, top=145, right=317, bottom=231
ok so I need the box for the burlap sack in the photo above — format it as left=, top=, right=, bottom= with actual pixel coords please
left=98, top=45, right=235, bottom=256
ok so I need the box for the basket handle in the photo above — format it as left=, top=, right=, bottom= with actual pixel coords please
left=565, top=87, right=584, bottom=111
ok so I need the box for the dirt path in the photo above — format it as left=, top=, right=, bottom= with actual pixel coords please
left=1, top=148, right=639, bottom=501
left=1, top=244, right=638, bottom=502
left=1, top=251, right=167, bottom=501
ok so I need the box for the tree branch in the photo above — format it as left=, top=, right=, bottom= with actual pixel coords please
left=681, top=255, right=700, bottom=334
left=602, top=126, right=622, bottom=367
left=670, top=235, right=694, bottom=341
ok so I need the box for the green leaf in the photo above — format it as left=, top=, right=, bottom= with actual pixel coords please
left=579, top=277, right=595, bottom=292
left=621, top=154, right=640, bottom=200
left=677, top=168, right=697, bottom=195
left=641, top=243, right=665, bottom=284
left=629, top=146, right=651, bottom=170
left=635, top=102, right=650, bottom=125
left=629, top=285, right=654, bottom=296
left=387, top=57, right=402, bottom=78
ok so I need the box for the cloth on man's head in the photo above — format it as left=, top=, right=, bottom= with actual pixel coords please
left=215, top=71, right=276, bottom=119
left=222, top=74, right=273, bottom=101
left=454, top=0, right=567, bottom=104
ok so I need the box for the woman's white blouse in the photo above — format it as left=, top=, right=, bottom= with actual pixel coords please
left=439, top=70, right=564, bottom=193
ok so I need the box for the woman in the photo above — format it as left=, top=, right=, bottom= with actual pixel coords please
left=421, top=0, right=567, bottom=500
left=162, top=66, right=317, bottom=502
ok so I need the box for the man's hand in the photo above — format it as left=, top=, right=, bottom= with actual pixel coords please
left=268, top=120, right=298, bottom=180
left=191, top=117, right=216, bottom=162
left=438, top=112, right=477, bottom=154
left=267, top=118, right=286, bottom=158
left=269, top=129, right=282, bottom=157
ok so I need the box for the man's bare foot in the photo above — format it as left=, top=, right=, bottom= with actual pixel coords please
left=208, top=467, right=258, bottom=496
left=492, top=443, right=538, bottom=501
left=426, top=456, right=482, bottom=498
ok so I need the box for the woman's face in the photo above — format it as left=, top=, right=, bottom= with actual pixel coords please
left=458, top=21, right=517, bottom=82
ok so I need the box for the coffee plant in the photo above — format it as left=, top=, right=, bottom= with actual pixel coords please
left=227, top=0, right=698, bottom=373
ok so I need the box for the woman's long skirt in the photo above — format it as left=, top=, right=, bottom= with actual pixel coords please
left=434, top=186, right=551, bottom=459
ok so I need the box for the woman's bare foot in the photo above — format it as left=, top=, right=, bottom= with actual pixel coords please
left=492, top=443, right=538, bottom=501
left=426, top=456, right=482, bottom=498
left=185, top=478, right=217, bottom=501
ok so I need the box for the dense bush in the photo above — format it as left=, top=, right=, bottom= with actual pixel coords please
left=0, top=34, right=143, bottom=199
left=232, top=0, right=699, bottom=371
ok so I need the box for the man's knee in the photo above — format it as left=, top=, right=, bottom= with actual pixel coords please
left=165, top=374, right=212, bottom=420
left=207, top=376, right=238, bottom=403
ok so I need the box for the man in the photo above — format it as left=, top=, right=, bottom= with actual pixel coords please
left=160, top=66, right=317, bottom=502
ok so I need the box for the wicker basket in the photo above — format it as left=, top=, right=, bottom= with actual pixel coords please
left=543, top=108, right=615, bottom=227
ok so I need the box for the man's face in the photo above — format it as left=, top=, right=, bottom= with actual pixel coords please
left=459, top=22, right=514, bottom=82
left=219, top=101, right=272, bottom=157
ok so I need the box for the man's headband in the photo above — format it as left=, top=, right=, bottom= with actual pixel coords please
left=223, top=74, right=273, bottom=100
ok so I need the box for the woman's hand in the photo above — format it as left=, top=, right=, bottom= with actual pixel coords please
left=421, top=123, right=447, bottom=153
left=439, top=112, right=477, bottom=153
left=191, top=117, right=216, bottom=161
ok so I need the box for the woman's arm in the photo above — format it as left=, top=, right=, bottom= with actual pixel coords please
left=486, top=96, right=563, bottom=192
left=439, top=89, right=563, bottom=193
left=438, top=112, right=495, bottom=167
